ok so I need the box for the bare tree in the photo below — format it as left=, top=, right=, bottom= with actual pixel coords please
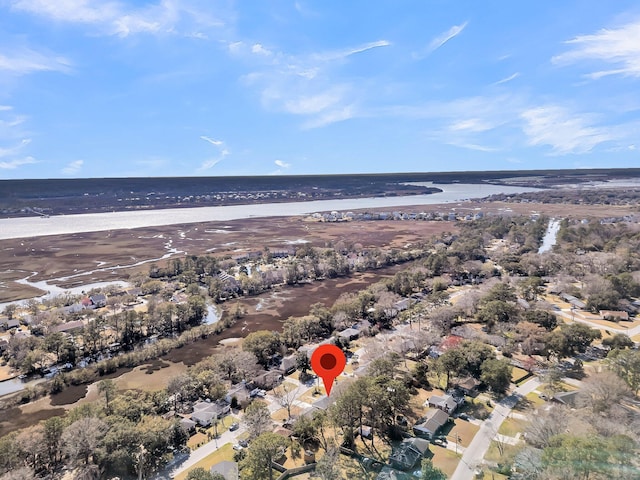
left=578, top=372, right=631, bottom=414
left=273, top=383, right=299, bottom=420
left=525, top=405, right=569, bottom=448
left=62, top=417, right=108, bottom=467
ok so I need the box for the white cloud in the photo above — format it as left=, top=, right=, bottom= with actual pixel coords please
left=200, top=135, right=223, bottom=146
left=0, top=156, right=37, bottom=169
left=10, top=0, right=223, bottom=37
left=520, top=105, right=615, bottom=154
left=198, top=135, right=229, bottom=172
left=415, top=22, right=468, bottom=58
left=62, top=159, right=84, bottom=175
left=237, top=39, right=388, bottom=128
left=0, top=47, right=72, bottom=75
left=0, top=138, right=31, bottom=158
left=553, top=19, right=640, bottom=79
left=274, top=159, right=290, bottom=169
left=252, top=43, right=272, bottom=56
left=494, top=72, right=520, bottom=85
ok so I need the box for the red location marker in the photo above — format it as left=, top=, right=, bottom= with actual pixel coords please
left=310, top=344, right=346, bottom=396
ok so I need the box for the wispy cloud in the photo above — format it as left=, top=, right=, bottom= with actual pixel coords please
left=198, top=135, right=229, bottom=171
left=494, top=72, right=520, bottom=85
left=62, top=159, right=84, bottom=175
left=520, top=105, right=615, bottom=154
left=0, top=47, right=72, bottom=75
left=236, top=39, right=389, bottom=128
left=0, top=138, right=31, bottom=157
left=10, top=0, right=224, bottom=37
left=0, top=156, right=36, bottom=169
left=200, top=135, right=223, bottom=146
left=414, top=22, right=468, bottom=58
left=553, top=19, right=640, bottom=79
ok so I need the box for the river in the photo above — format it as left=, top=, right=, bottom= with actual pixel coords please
left=0, top=182, right=541, bottom=240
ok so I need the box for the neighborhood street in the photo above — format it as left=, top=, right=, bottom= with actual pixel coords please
left=450, top=377, right=541, bottom=480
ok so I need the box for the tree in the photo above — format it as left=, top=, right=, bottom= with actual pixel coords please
left=243, top=330, right=282, bottom=367
left=421, top=458, right=447, bottom=480
left=43, top=416, right=65, bottom=468
left=436, top=348, right=465, bottom=389
left=524, top=309, right=557, bottom=330
left=186, top=468, right=225, bottom=480
left=3, top=304, right=17, bottom=320
left=480, top=358, right=513, bottom=394
left=240, top=432, right=289, bottom=480
left=476, top=300, right=518, bottom=328
left=606, top=348, right=640, bottom=393
left=315, top=446, right=340, bottom=480
left=244, top=401, right=273, bottom=439
left=62, top=417, right=108, bottom=466
left=273, top=383, right=299, bottom=420
left=603, top=334, right=634, bottom=351
left=578, top=371, right=631, bottom=414
left=98, top=379, right=116, bottom=414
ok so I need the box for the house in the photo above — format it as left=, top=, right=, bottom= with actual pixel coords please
left=0, top=318, right=20, bottom=330
left=337, top=327, right=360, bottom=342
left=89, top=294, right=107, bottom=308
left=551, top=390, right=580, bottom=408
left=600, top=310, right=630, bottom=321
left=225, top=383, right=250, bottom=406
left=281, top=354, right=297, bottom=374
left=559, top=293, right=586, bottom=310
left=428, top=394, right=459, bottom=414
left=50, top=320, right=85, bottom=334
left=190, top=400, right=230, bottom=427
left=210, top=461, right=239, bottom=480
left=179, top=417, right=197, bottom=433
left=249, top=370, right=283, bottom=390
left=413, top=409, right=449, bottom=440
left=388, top=437, right=430, bottom=470
left=455, top=377, right=481, bottom=396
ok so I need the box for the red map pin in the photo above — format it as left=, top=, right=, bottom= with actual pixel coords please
left=310, top=344, right=346, bottom=396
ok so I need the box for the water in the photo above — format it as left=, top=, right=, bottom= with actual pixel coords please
left=538, top=219, right=561, bottom=254
left=0, top=183, right=542, bottom=240
left=0, top=378, right=24, bottom=397
left=204, top=305, right=220, bottom=325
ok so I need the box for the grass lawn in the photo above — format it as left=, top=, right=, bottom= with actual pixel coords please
left=431, top=446, right=461, bottom=477
left=515, top=391, right=545, bottom=411
left=511, top=367, right=530, bottom=384
left=186, top=415, right=239, bottom=450
left=484, top=441, right=518, bottom=463
left=298, top=384, right=327, bottom=404
left=272, top=405, right=303, bottom=422
left=175, top=443, right=234, bottom=480
left=446, top=419, right=480, bottom=447
left=498, top=417, right=527, bottom=437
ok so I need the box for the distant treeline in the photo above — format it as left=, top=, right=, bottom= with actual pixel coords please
left=3, top=168, right=640, bottom=217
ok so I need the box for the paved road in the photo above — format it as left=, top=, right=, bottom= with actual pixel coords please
left=449, top=377, right=541, bottom=480
left=152, top=425, right=247, bottom=480
left=556, top=308, right=640, bottom=337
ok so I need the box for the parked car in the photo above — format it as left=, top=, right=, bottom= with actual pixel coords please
left=432, top=436, right=448, bottom=446
left=458, top=413, right=470, bottom=421
left=229, top=422, right=240, bottom=431
left=239, top=439, right=249, bottom=448
left=232, top=444, right=244, bottom=451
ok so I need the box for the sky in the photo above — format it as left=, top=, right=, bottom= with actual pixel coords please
left=1, top=0, right=639, bottom=179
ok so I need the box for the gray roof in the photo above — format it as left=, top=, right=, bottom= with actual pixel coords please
left=429, top=394, right=458, bottom=412
left=414, top=409, right=449, bottom=435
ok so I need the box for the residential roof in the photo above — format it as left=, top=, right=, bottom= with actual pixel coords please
left=50, top=320, right=85, bottom=333
left=414, top=409, right=449, bottom=435
left=428, top=394, right=458, bottom=412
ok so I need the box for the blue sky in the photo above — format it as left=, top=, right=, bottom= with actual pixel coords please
left=1, top=0, right=639, bottom=179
